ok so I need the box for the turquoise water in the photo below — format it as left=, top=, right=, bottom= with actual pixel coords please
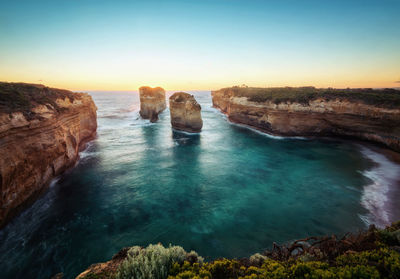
left=0, top=91, right=398, bottom=278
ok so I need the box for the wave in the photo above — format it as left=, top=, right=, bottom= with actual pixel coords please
left=79, top=150, right=99, bottom=160
left=120, top=103, right=139, bottom=113
left=172, top=128, right=201, bottom=136
left=77, top=140, right=100, bottom=165
left=98, top=114, right=127, bottom=120
left=49, top=177, right=60, bottom=188
left=228, top=121, right=307, bottom=140
left=209, top=106, right=307, bottom=140
left=359, top=147, right=400, bottom=228
left=97, top=103, right=140, bottom=119
left=129, top=116, right=157, bottom=127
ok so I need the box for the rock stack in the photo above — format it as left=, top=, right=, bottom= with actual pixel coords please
left=139, top=86, right=166, bottom=122
left=169, top=92, right=203, bottom=133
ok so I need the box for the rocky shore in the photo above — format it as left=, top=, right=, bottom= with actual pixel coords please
left=0, top=82, right=97, bottom=228
left=212, top=86, right=400, bottom=152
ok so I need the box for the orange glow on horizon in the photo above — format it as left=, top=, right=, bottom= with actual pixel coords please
left=2, top=72, right=399, bottom=92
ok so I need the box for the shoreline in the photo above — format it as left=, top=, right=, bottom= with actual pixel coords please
left=363, top=145, right=400, bottom=227
left=213, top=106, right=400, bottom=228
left=0, top=135, right=97, bottom=230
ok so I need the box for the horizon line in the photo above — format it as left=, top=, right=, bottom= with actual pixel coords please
left=1, top=81, right=400, bottom=92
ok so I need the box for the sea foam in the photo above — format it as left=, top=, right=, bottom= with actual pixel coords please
left=359, top=147, right=400, bottom=228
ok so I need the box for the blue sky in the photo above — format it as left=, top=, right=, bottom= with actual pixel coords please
left=1, top=0, right=399, bottom=90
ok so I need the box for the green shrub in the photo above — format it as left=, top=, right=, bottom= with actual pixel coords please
left=167, top=247, right=400, bottom=279
left=90, top=222, right=400, bottom=279
left=168, top=261, right=211, bottom=279
left=116, top=244, right=187, bottom=279
left=336, top=248, right=400, bottom=278
left=208, top=259, right=241, bottom=279
left=378, top=229, right=400, bottom=246
left=249, top=253, right=268, bottom=266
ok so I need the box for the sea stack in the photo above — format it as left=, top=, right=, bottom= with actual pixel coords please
left=139, top=86, right=166, bottom=122
left=169, top=92, right=203, bottom=133
left=0, top=82, right=97, bottom=228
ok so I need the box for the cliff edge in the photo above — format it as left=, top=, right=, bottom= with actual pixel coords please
left=212, top=86, right=400, bottom=152
left=0, top=82, right=97, bottom=228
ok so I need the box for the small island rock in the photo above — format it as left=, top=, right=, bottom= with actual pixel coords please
left=169, top=92, right=203, bottom=133
left=139, top=86, right=166, bottom=122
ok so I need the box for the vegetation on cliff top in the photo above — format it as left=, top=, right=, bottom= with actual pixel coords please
left=219, top=86, right=400, bottom=108
left=79, top=221, right=400, bottom=279
left=0, top=82, right=81, bottom=116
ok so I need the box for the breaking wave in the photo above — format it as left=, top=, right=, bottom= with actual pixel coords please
left=359, top=147, right=400, bottom=227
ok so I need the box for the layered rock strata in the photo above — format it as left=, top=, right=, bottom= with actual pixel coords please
left=212, top=87, right=400, bottom=151
left=139, top=86, right=166, bottom=122
left=169, top=92, right=203, bottom=133
left=0, top=82, right=97, bottom=228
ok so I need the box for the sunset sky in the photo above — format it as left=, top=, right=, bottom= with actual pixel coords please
left=1, top=0, right=399, bottom=91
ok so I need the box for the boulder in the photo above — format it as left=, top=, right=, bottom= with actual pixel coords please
left=139, top=86, right=166, bottom=122
left=169, top=92, right=203, bottom=133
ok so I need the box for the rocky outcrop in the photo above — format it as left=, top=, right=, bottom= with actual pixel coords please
left=212, top=87, right=400, bottom=152
left=169, top=92, right=203, bottom=133
left=76, top=247, right=129, bottom=279
left=0, top=82, right=97, bottom=228
left=139, top=86, right=166, bottom=122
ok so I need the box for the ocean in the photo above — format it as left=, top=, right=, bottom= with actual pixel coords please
left=0, top=91, right=399, bottom=278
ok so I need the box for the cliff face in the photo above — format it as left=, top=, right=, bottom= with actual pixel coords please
left=0, top=83, right=97, bottom=228
left=212, top=88, right=400, bottom=151
left=169, top=92, right=203, bottom=133
left=139, top=86, right=166, bottom=122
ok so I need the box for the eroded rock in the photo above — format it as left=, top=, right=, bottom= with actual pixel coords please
left=139, top=86, right=166, bottom=122
left=0, top=82, right=97, bottom=228
left=169, top=92, right=203, bottom=133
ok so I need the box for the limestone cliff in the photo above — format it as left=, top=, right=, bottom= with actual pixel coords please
left=0, top=82, right=97, bottom=228
left=212, top=87, right=400, bottom=151
left=169, top=92, right=203, bottom=133
left=139, top=86, right=166, bottom=122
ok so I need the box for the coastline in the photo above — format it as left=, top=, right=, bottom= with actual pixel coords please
left=213, top=106, right=400, bottom=228
left=0, top=135, right=97, bottom=230
left=362, top=145, right=400, bottom=227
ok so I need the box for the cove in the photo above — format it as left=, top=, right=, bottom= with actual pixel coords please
left=0, top=91, right=398, bottom=279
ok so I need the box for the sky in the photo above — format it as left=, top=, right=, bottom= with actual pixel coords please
left=0, top=0, right=399, bottom=91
